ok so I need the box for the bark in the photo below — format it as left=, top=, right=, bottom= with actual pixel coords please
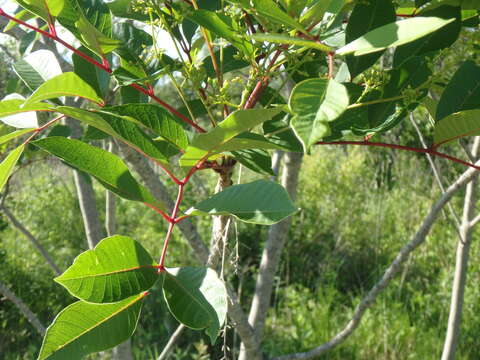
left=238, top=153, right=303, bottom=360
left=441, top=138, right=480, bottom=360
left=0, top=280, right=45, bottom=336
left=272, top=158, right=480, bottom=360
left=117, top=142, right=209, bottom=263
left=68, top=119, right=104, bottom=248
left=0, top=205, right=61, bottom=276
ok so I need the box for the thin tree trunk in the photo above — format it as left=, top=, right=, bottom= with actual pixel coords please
left=273, top=158, right=480, bottom=360
left=441, top=137, right=480, bottom=360
left=157, top=324, right=186, bottom=360
left=0, top=280, right=45, bottom=335
left=239, top=152, right=303, bottom=360
left=68, top=119, right=104, bottom=248
left=0, top=205, right=61, bottom=275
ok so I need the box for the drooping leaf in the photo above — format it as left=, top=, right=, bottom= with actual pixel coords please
left=0, top=129, right=34, bottom=146
left=345, top=0, right=396, bottom=78
left=393, top=6, right=461, bottom=68
left=434, top=110, right=480, bottom=147
left=180, top=108, right=282, bottom=166
left=0, top=99, right=53, bottom=120
left=337, top=17, right=455, bottom=56
left=203, top=46, right=249, bottom=78
left=186, top=179, right=297, bottom=225
left=289, top=78, right=349, bottom=151
left=102, top=104, right=188, bottom=150
left=38, top=293, right=145, bottom=360
left=436, top=60, right=480, bottom=121
left=32, top=137, right=165, bottom=209
left=56, top=107, right=176, bottom=162
left=251, top=33, right=333, bottom=52
left=73, top=46, right=111, bottom=98
left=13, top=0, right=64, bottom=22
left=0, top=94, right=39, bottom=128
left=55, top=235, right=158, bottom=303
left=13, top=50, right=63, bottom=91
left=232, top=149, right=275, bottom=176
left=187, top=9, right=254, bottom=56
left=246, top=0, right=307, bottom=32
left=163, top=267, right=227, bottom=343
left=25, top=73, right=104, bottom=105
left=0, top=145, right=24, bottom=192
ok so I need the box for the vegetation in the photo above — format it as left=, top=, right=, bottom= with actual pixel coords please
left=0, top=0, right=479, bottom=359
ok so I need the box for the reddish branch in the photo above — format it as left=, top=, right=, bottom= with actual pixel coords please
left=316, top=141, right=480, bottom=172
left=0, top=8, right=206, bottom=133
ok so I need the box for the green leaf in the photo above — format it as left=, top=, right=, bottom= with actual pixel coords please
left=187, top=9, right=254, bottom=56
left=38, top=293, right=145, bottom=360
left=232, top=149, right=275, bottom=176
left=55, top=235, right=158, bottom=303
left=186, top=179, right=297, bottom=225
left=393, top=6, right=461, bottom=68
left=26, top=73, right=104, bottom=105
left=436, top=60, right=480, bottom=121
left=13, top=0, right=64, bottom=22
left=0, top=95, right=41, bottom=128
left=56, top=107, right=175, bottom=162
left=434, top=110, right=480, bottom=147
left=204, top=46, right=249, bottom=78
left=102, top=104, right=188, bottom=150
left=73, top=46, right=111, bottom=98
left=263, top=116, right=304, bottom=152
left=0, top=99, right=53, bottom=120
left=13, top=50, right=63, bottom=91
left=74, top=13, right=120, bottom=55
left=345, top=0, right=396, bottom=78
left=32, top=137, right=165, bottom=209
left=0, top=145, right=24, bottom=193
left=247, top=0, right=307, bottom=33
left=107, top=0, right=149, bottom=21
left=289, top=78, right=349, bottom=151
left=163, top=267, right=227, bottom=343
left=251, top=33, right=333, bottom=52
left=0, top=129, right=34, bottom=146
left=180, top=108, right=282, bottom=166
left=337, top=17, right=455, bottom=56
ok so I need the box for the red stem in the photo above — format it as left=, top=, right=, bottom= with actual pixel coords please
left=316, top=141, right=480, bottom=171
left=23, top=115, right=65, bottom=145
left=0, top=8, right=207, bottom=133
left=143, top=202, right=173, bottom=223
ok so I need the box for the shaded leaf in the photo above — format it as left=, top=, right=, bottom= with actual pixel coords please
left=13, top=50, right=63, bottom=91
left=232, top=149, right=274, bottom=176
left=180, top=108, right=282, bottom=166
left=163, top=267, right=227, bottom=343
left=436, top=60, right=480, bottom=121
left=186, top=179, right=297, bottom=225
left=0, top=145, right=24, bottom=192
left=434, top=109, right=480, bottom=147
left=251, top=33, right=333, bottom=52
left=32, top=137, right=165, bottom=209
left=345, top=0, right=396, bottom=78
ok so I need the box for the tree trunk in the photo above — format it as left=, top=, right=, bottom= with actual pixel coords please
left=239, top=152, right=303, bottom=360
left=441, top=137, right=480, bottom=360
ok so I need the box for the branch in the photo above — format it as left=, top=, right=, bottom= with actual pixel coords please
left=316, top=140, right=480, bottom=172
left=273, top=158, right=480, bottom=360
left=0, top=205, right=61, bottom=276
left=409, top=113, right=462, bottom=230
left=0, top=280, right=45, bottom=335
left=157, top=324, right=186, bottom=360
left=441, top=137, right=480, bottom=360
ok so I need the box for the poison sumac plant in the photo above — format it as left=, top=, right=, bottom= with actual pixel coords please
left=0, top=0, right=478, bottom=359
